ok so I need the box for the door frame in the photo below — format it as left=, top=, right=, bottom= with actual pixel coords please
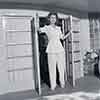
left=32, top=13, right=71, bottom=94
left=35, top=13, right=75, bottom=89
left=62, top=16, right=76, bottom=86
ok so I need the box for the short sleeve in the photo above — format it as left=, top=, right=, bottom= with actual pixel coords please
left=40, top=25, right=48, bottom=33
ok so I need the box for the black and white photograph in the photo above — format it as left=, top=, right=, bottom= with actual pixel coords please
left=0, top=0, right=100, bottom=100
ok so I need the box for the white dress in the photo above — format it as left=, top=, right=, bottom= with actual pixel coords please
left=40, top=25, right=65, bottom=53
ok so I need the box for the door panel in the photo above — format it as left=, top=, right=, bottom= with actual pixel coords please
left=65, top=16, right=81, bottom=86
left=64, top=16, right=81, bottom=87
left=72, top=17, right=81, bottom=81
left=63, top=16, right=75, bottom=86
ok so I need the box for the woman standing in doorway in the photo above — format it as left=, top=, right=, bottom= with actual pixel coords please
left=38, top=12, right=70, bottom=90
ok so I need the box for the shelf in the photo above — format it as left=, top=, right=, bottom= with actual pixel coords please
left=8, top=55, right=32, bottom=59
left=7, top=43, right=32, bottom=46
left=8, top=67, right=32, bottom=72
left=74, top=60, right=80, bottom=63
left=72, top=41, right=80, bottom=43
left=72, top=31, right=80, bottom=33
left=73, top=50, right=80, bottom=53
left=6, top=30, right=31, bottom=32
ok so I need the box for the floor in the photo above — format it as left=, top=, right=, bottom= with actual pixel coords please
left=0, top=75, right=100, bottom=100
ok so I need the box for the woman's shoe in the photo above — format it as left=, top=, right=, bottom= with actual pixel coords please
left=61, top=84, right=65, bottom=88
left=50, top=86, right=56, bottom=91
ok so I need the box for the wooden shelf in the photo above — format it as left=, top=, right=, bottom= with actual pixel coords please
left=73, top=50, right=80, bottom=53
left=8, top=67, right=32, bottom=72
left=72, top=31, right=80, bottom=33
left=6, top=30, right=31, bottom=32
left=7, top=43, right=32, bottom=46
left=74, top=60, right=80, bottom=63
left=8, top=55, right=32, bottom=59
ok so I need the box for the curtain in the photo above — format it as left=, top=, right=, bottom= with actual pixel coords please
left=89, top=13, right=100, bottom=50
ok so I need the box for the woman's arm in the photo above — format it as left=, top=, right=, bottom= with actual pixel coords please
left=63, top=32, right=71, bottom=40
left=60, top=31, right=70, bottom=40
left=59, top=27, right=70, bottom=40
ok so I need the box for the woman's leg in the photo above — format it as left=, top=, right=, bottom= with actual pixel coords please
left=57, top=52, right=65, bottom=87
left=48, top=54, right=57, bottom=90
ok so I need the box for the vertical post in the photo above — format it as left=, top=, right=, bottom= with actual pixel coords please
left=70, top=15, right=75, bottom=86
left=62, top=19, right=68, bottom=81
left=62, top=19, right=65, bottom=48
left=34, top=13, right=41, bottom=95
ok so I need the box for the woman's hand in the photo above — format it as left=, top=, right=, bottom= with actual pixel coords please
left=60, top=34, right=64, bottom=40
left=61, top=32, right=71, bottom=40
left=37, top=28, right=42, bottom=33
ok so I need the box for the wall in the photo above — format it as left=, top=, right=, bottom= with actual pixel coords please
left=80, top=15, right=90, bottom=77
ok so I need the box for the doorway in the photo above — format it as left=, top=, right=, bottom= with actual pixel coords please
left=38, top=17, right=64, bottom=88
left=31, top=13, right=81, bottom=95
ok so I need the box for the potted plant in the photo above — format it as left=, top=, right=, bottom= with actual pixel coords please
left=83, top=50, right=98, bottom=75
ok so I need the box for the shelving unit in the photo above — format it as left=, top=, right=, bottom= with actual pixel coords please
left=3, top=16, right=34, bottom=92
left=64, top=16, right=81, bottom=86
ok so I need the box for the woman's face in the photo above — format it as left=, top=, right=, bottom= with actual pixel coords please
left=49, top=14, right=57, bottom=25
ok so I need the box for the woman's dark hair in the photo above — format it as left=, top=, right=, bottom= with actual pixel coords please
left=47, top=12, right=59, bottom=25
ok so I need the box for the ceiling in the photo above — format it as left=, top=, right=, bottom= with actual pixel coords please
left=0, top=0, right=99, bottom=13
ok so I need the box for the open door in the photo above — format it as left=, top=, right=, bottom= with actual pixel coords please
left=63, top=16, right=75, bottom=86
left=31, top=14, right=41, bottom=95
left=63, top=16, right=81, bottom=87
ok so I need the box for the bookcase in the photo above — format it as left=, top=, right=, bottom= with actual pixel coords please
left=64, top=16, right=81, bottom=86
left=3, top=16, right=34, bottom=92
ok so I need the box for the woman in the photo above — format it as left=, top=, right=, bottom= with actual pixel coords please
left=38, top=12, right=70, bottom=90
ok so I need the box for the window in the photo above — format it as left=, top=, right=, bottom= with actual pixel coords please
left=89, top=14, right=100, bottom=50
